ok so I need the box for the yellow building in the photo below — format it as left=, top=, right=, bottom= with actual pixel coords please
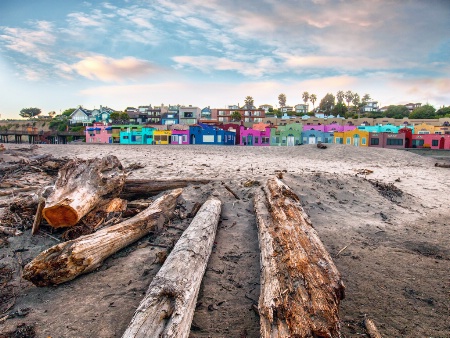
left=334, top=129, right=369, bottom=147
left=414, top=123, right=436, bottom=134
left=153, top=130, right=172, bottom=144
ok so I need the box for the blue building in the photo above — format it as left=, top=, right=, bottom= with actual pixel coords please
left=189, top=124, right=235, bottom=145
left=119, top=126, right=155, bottom=144
left=302, top=130, right=335, bottom=144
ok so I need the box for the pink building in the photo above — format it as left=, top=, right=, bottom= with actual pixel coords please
left=86, top=122, right=112, bottom=143
left=170, top=129, right=189, bottom=145
left=239, top=126, right=271, bottom=146
left=303, top=123, right=356, bottom=132
left=412, top=134, right=450, bottom=149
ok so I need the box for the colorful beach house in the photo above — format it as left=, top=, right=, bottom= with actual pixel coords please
left=302, top=130, right=335, bottom=144
left=334, top=129, right=369, bottom=147
left=414, top=123, right=436, bottom=135
left=120, top=125, right=156, bottom=144
left=411, top=134, right=450, bottom=149
left=153, top=130, right=172, bottom=145
left=357, top=124, right=401, bottom=133
left=368, top=132, right=406, bottom=149
left=170, top=129, right=189, bottom=145
left=270, top=123, right=303, bottom=146
left=85, top=123, right=112, bottom=143
left=188, top=124, right=235, bottom=145
left=239, top=126, right=271, bottom=146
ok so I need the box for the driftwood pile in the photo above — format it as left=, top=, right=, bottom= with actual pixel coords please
left=0, top=153, right=347, bottom=337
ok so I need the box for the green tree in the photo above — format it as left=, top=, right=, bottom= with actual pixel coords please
left=244, top=96, right=254, bottom=107
left=278, top=93, right=286, bottom=107
left=436, top=106, right=450, bottom=117
left=336, top=90, right=345, bottom=104
left=319, top=93, right=335, bottom=114
left=344, top=90, right=354, bottom=109
left=409, top=104, right=436, bottom=119
left=110, top=112, right=121, bottom=122
left=62, top=108, right=76, bottom=117
left=332, top=102, right=347, bottom=116
left=120, top=112, right=130, bottom=121
left=384, top=105, right=409, bottom=118
left=309, top=94, right=317, bottom=111
left=231, top=111, right=242, bottom=122
left=302, top=91, right=309, bottom=106
left=19, top=107, right=41, bottom=118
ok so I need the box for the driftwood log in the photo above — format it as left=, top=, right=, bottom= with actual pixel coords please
left=435, top=162, right=450, bottom=168
left=42, top=155, right=126, bottom=228
left=254, top=177, right=345, bottom=338
left=120, top=179, right=210, bottom=200
left=122, top=197, right=221, bottom=338
left=23, top=189, right=182, bottom=286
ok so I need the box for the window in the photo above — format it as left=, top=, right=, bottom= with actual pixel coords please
left=217, top=135, right=222, bottom=142
left=346, top=137, right=351, bottom=144
left=432, top=140, right=439, bottom=146
left=362, top=138, right=366, bottom=145
left=282, top=137, right=286, bottom=143
left=262, top=137, right=269, bottom=144
left=412, top=139, right=424, bottom=147
left=122, top=135, right=129, bottom=140
left=371, top=138, right=380, bottom=145
left=387, top=139, right=403, bottom=146
left=182, top=135, right=187, bottom=142
left=255, top=137, right=259, bottom=144
left=172, top=135, right=179, bottom=142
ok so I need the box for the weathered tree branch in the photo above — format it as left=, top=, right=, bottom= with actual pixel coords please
left=122, top=197, right=221, bottom=338
left=254, top=177, right=345, bottom=338
left=23, top=189, right=182, bottom=286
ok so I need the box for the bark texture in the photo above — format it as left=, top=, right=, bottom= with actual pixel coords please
left=122, top=197, right=221, bottom=338
left=23, top=189, right=182, bottom=286
left=42, top=155, right=126, bottom=228
left=254, top=177, right=345, bottom=338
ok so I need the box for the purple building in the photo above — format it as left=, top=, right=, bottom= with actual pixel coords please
left=239, top=126, right=272, bottom=146
left=170, top=129, right=189, bottom=145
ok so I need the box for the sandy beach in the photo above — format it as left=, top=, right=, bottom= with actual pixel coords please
left=0, top=143, right=449, bottom=337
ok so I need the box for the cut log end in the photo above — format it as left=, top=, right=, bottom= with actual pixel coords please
left=42, top=204, right=79, bottom=228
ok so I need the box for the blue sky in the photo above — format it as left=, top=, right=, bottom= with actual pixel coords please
left=1, top=0, right=449, bottom=118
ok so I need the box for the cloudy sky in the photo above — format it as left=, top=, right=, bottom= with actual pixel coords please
left=1, top=0, right=449, bottom=118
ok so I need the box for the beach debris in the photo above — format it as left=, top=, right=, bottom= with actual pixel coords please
left=22, top=189, right=182, bottom=286
left=337, top=243, right=351, bottom=257
left=120, top=178, right=210, bottom=200
left=0, top=225, right=22, bottom=236
left=368, top=180, right=403, bottom=202
left=125, top=162, right=145, bottom=171
left=42, top=156, right=126, bottom=228
left=122, top=197, right=221, bottom=338
left=221, top=182, right=240, bottom=200
left=434, top=162, right=450, bottom=168
left=317, top=142, right=327, bottom=149
left=188, top=202, right=202, bottom=218
left=364, top=316, right=382, bottom=338
left=31, top=197, right=45, bottom=235
left=243, top=179, right=260, bottom=187
left=355, top=168, right=374, bottom=176
left=254, top=177, right=345, bottom=338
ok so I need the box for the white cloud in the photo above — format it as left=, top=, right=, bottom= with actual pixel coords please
left=0, top=21, right=56, bottom=62
left=66, top=54, right=160, bottom=82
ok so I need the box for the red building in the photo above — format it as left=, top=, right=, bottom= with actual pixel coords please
left=411, top=134, right=450, bottom=149
left=369, top=132, right=406, bottom=149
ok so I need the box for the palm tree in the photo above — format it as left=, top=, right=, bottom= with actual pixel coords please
left=336, top=90, right=344, bottom=104
left=244, top=96, right=254, bottom=108
left=309, top=94, right=317, bottom=111
left=302, top=91, right=309, bottom=106
left=344, top=90, right=354, bottom=109
left=278, top=93, right=286, bottom=107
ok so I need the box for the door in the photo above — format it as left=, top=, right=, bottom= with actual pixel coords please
left=179, top=136, right=183, bottom=144
left=247, top=135, right=253, bottom=146
left=288, top=136, right=295, bottom=146
left=353, top=135, right=360, bottom=146
left=439, top=137, right=445, bottom=149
